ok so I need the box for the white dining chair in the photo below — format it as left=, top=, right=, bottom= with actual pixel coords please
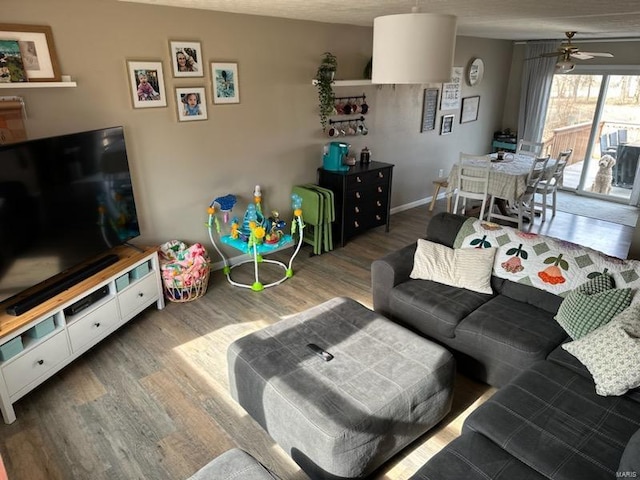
left=533, top=149, right=573, bottom=221
left=516, top=139, right=544, bottom=157
left=453, top=153, right=491, bottom=219
left=516, top=155, right=551, bottom=229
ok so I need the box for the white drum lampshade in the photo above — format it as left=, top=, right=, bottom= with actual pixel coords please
left=372, top=13, right=457, bottom=84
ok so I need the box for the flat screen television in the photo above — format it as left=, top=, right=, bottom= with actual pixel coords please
left=0, top=126, right=140, bottom=314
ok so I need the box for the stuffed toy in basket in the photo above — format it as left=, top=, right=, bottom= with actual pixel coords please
left=159, top=240, right=210, bottom=302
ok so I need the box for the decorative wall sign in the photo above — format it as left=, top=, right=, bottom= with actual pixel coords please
left=440, top=114, right=454, bottom=135
left=0, top=24, right=61, bottom=81
left=460, top=95, right=480, bottom=123
left=467, top=58, right=484, bottom=86
left=127, top=60, right=167, bottom=109
left=440, top=66, right=463, bottom=110
left=420, top=88, right=439, bottom=132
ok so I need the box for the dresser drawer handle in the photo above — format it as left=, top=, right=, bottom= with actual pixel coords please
left=376, top=200, right=382, bottom=207
left=377, top=186, right=383, bottom=193
left=356, top=176, right=362, bottom=183
left=94, top=322, right=101, bottom=328
left=37, top=359, right=44, bottom=366
left=376, top=214, right=382, bottom=221
left=354, top=221, right=359, bottom=228
left=138, top=292, right=144, bottom=297
left=355, top=192, right=361, bottom=199
left=354, top=206, right=360, bottom=213
left=378, top=172, right=384, bottom=178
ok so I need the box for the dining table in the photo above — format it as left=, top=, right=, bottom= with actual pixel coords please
left=446, top=153, right=556, bottom=218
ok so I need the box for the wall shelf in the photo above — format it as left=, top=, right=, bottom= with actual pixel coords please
left=0, top=82, right=77, bottom=89
left=311, top=79, right=372, bottom=86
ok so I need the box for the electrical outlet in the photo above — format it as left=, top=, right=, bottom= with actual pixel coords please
left=438, top=168, right=444, bottom=178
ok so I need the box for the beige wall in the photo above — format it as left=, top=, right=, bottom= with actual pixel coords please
left=4, top=0, right=513, bottom=256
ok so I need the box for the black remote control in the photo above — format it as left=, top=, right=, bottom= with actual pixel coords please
left=307, top=343, right=334, bottom=361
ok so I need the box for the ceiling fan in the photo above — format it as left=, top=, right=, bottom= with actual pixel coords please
left=535, top=32, right=614, bottom=73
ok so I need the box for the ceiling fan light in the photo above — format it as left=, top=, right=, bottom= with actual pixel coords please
left=372, top=13, right=457, bottom=84
left=556, top=59, right=575, bottom=73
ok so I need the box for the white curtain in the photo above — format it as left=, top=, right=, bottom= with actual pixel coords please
left=517, top=41, right=561, bottom=144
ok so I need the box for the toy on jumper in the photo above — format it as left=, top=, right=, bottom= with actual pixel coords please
left=207, top=185, right=304, bottom=291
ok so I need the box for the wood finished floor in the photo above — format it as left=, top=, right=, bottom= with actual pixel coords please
left=0, top=198, right=634, bottom=480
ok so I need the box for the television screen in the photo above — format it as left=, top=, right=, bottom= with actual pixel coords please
left=0, top=126, right=140, bottom=306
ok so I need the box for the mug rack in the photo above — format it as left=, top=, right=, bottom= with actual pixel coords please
left=328, top=116, right=366, bottom=125
left=334, top=93, right=367, bottom=102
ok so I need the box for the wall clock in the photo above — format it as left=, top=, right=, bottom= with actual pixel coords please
left=467, top=58, right=484, bottom=86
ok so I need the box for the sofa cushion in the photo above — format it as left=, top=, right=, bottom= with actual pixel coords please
left=389, top=280, right=492, bottom=340
left=410, top=238, right=496, bottom=294
left=409, top=431, right=548, bottom=480
left=426, top=211, right=469, bottom=248
left=499, top=278, right=563, bottom=315
left=555, top=274, right=632, bottom=339
left=463, top=361, right=640, bottom=480
left=454, top=294, right=567, bottom=371
left=562, top=304, right=640, bottom=396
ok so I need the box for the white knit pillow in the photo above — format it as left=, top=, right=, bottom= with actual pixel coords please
left=410, top=239, right=496, bottom=294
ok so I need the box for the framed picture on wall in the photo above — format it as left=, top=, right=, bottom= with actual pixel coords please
left=420, top=88, right=439, bottom=132
left=460, top=95, right=480, bottom=123
left=127, top=60, right=167, bottom=108
left=211, top=62, right=240, bottom=104
left=440, top=114, right=454, bottom=135
left=176, top=87, right=208, bottom=121
left=0, top=24, right=62, bottom=81
left=170, top=41, right=202, bottom=77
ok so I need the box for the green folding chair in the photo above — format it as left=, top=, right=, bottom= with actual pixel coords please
left=292, top=186, right=324, bottom=255
left=304, top=184, right=334, bottom=252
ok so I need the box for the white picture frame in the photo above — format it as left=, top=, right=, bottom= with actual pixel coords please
left=211, top=62, right=240, bottom=104
left=440, top=114, right=454, bottom=135
left=127, top=60, right=167, bottom=109
left=170, top=41, right=203, bottom=77
left=175, top=87, right=208, bottom=121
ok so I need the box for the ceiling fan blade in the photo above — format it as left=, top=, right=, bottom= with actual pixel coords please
left=570, top=52, right=594, bottom=60
left=539, top=52, right=562, bottom=58
left=580, top=51, right=614, bottom=58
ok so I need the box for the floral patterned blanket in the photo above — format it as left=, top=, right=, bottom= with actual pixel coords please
left=453, top=218, right=640, bottom=300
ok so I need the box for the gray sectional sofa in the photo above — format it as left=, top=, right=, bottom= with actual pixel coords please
left=371, top=212, right=640, bottom=479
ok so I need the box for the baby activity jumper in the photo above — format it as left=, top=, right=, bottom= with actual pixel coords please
left=206, top=186, right=304, bottom=291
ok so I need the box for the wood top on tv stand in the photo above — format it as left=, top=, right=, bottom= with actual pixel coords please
left=0, top=245, right=158, bottom=340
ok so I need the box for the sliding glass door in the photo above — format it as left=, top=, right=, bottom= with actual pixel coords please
left=541, top=72, right=640, bottom=204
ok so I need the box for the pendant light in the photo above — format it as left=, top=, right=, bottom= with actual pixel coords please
left=372, top=3, right=457, bottom=84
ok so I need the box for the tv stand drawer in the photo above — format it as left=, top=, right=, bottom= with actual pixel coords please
left=3, top=331, right=70, bottom=397
left=67, top=299, right=120, bottom=353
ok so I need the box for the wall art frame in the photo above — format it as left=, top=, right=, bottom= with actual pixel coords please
left=440, top=66, right=463, bottom=111
left=176, top=87, right=208, bottom=121
left=211, top=62, right=240, bottom=104
left=440, top=114, right=454, bottom=135
left=170, top=41, right=203, bottom=77
left=0, top=24, right=61, bottom=81
left=460, top=95, right=480, bottom=123
left=420, top=88, right=439, bottom=132
left=127, top=60, right=167, bottom=109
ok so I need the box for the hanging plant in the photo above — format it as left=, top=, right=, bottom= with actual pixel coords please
left=314, top=52, right=337, bottom=131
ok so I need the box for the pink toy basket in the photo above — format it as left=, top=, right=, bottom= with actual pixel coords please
left=159, top=241, right=211, bottom=302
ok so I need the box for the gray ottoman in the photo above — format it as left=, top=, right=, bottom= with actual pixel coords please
left=188, top=448, right=277, bottom=479
left=228, top=297, right=455, bottom=479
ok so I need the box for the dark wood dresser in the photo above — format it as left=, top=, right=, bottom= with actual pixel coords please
left=317, top=161, right=394, bottom=247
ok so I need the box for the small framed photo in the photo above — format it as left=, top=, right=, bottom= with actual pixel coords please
left=211, top=62, right=240, bottom=104
left=0, top=40, right=27, bottom=83
left=0, top=24, right=61, bottom=81
left=440, top=114, right=454, bottom=135
left=128, top=60, right=167, bottom=108
left=176, top=87, right=207, bottom=121
left=460, top=95, right=480, bottom=124
left=170, top=41, right=202, bottom=77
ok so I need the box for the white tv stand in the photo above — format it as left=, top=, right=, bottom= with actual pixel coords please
left=0, top=245, right=165, bottom=424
